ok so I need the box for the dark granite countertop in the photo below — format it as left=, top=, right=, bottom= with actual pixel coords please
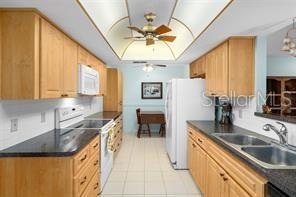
left=0, top=128, right=99, bottom=157
left=187, top=120, right=296, bottom=197
left=85, top=111, right=122, bottom=120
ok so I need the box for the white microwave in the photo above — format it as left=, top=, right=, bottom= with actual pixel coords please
left=78, top=64, right=99, bottom=95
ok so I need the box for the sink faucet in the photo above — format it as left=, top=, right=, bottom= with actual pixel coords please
left=263, top=122, right=288, bottom=146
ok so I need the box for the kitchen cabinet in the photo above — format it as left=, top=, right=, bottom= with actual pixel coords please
left=191, top=37, right=254, bottom=97
left=40, top=18, right=64, bottom=98
left=1, top=11, right=40, bottom=99
left=187, top=125, right=266, bottom=197
left=110, top=115, right=123, bottom=158
left=98, top=62, right=107, bottom=96
left=190, top=56, right=206, bottom=78
left=206, top=156, right=227, bottom=197
left=0, top=136, right=100, bottom=197
left=0, top=10, right=106, bottom=99
left=78, top=46, right=90, bottom=66
left=103, top=68, right=123, bottom=111
left=63, top=35, right=78, bottom=97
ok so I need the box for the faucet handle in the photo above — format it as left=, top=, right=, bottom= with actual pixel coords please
left=276, top=122, right=287, bottom=134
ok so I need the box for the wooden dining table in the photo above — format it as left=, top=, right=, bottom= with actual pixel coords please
left=140, top=111, right=166, bottom=137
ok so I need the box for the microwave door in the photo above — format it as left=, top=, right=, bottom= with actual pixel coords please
left=84, top=74, right=98, bottom=95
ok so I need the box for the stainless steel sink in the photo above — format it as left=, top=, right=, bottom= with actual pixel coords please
left=214, top=133, right=270, bottom=146
left=242, top=146, right=296, bottom=167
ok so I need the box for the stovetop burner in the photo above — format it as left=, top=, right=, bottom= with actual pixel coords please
left=66, top=119, right=111, bottom=129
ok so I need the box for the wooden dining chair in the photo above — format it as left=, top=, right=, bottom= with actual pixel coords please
left=136, top=108, right=151, bottom=138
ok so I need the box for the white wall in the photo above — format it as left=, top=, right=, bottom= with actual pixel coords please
left=0, top=96, right=103, bottom=150
left=267, top=56, right=296, bottom=76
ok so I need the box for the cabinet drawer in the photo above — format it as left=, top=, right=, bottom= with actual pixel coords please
left=89, top=136, right=100, bottom=156
left=81, top=171, right=100, bottom=197
left=74, top=163, right=92, bottom=196
left=188, top=126, right=197, bottom=140
left=89, top=151, right=100, bottom=173
left=74, top=153, right=99, bottom=197
left=207, top=140, right=266, bottom=197
left=194, top=129, right=208, bottom=150
left=73, top=145, right=90, bottom=175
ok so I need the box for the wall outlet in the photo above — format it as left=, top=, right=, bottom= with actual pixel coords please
left=10, top=119, right=18, bottom=132
left=41, top=112, right=46, bottom=123
left=238, top=109, right=243, bottom=119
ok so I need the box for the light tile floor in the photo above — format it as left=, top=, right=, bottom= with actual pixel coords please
left=100, top=133, right=203, bottom=197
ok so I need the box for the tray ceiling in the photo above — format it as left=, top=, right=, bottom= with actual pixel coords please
left=78, top=0, right=232, bottom=61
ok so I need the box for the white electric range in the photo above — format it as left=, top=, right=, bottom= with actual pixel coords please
left=55, top=105, right=115, bottom=192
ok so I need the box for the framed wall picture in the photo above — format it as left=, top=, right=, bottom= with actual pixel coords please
left=141, top=82, right=163, bottom=99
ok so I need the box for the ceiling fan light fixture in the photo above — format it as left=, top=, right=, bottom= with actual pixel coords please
left=142, top=65, right=154, bottom=72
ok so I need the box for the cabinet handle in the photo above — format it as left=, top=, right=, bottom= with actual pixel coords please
left=189, top=131, right=193, bottom=135
left=223, top=177, right=228, bottom=181
left=192, top=143, right=196, bottom=148
left=80, top=154, right=87, bottom=162
left=94, top=182, right=99, bottom=190
left=94, top=159, right=99, bottom=166
left=87, top=65, right=92, bottom=68
left=93, top=143, right=98, bottom=148
left=220, top=173, right=225, bottom=177
left=80, top=176, right=87, bottom=185
left=198, top=139, right=203, bottom=143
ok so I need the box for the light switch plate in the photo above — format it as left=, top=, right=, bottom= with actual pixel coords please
left=10, top=119, right=18, bottom=132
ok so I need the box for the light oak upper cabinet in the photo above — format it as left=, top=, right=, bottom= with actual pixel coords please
left=1, top=11, right=40, bottom=99
left=40, top=19, right=64, bottom=99
left=63, top=35, right=78, bottom=97
left=77, top=46, right=89, bottom=66
left=205, top=37, right=254, bottom=97
left=97, top=60, right=107, bottom=96
left=190, top=56, right=206, bottom=78
left=103, top=68, right=123, bottom=111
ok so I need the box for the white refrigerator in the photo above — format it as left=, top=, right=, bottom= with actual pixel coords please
left=165, top=78, right=214, bottom=169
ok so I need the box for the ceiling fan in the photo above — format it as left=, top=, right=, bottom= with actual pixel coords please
left=125, top=13, right=176, bottom=46
left=137, top=63, right=167, bottom=72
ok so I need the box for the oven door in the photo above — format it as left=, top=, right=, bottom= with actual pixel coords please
left=78, top=64, right=99, bottom=95
left=100, top=126, right=114, bottom=191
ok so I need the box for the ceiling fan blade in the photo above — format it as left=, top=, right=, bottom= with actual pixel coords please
left=155, top=64, right=167, bottom=67
left=124, top=36, right=144, bottom=39
left=158, top=36, right=176, bottom=42
left=154, top=25, right=171, bottom=35
left=146, top=39, right=155, bottom=46
left=128, top=26, right=145, bottom=35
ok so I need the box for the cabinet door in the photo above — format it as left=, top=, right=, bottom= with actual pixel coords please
left=40, top=19, right=63, bottom=99
left=205, top=52, right=216, bottom=96
left=188, top=137, right=196, bottom=177
left=117, top=71, right=123, bottom=111
left=196, top=144, right=207, bottom=194
left=206, top=156, right=225, bottom=197
left=98, top=62, right=107, bottom=96
left=190, top=62, right=196, bottom=78
left=227, top=177, right=251, bottom=197
left=63, top=36, right=78, bottom=97
left=215, top=42, right=228, bottom=96
left=228, top=38, right=254, bottom=96
left=78, top=46, right=89, bottom=65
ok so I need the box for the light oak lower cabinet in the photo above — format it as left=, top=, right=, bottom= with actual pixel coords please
left=0, top=136, right=100, bottom=197
left=187, top=125, right=266, bottom=197
left=110, top=115, right=123, bottom=159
